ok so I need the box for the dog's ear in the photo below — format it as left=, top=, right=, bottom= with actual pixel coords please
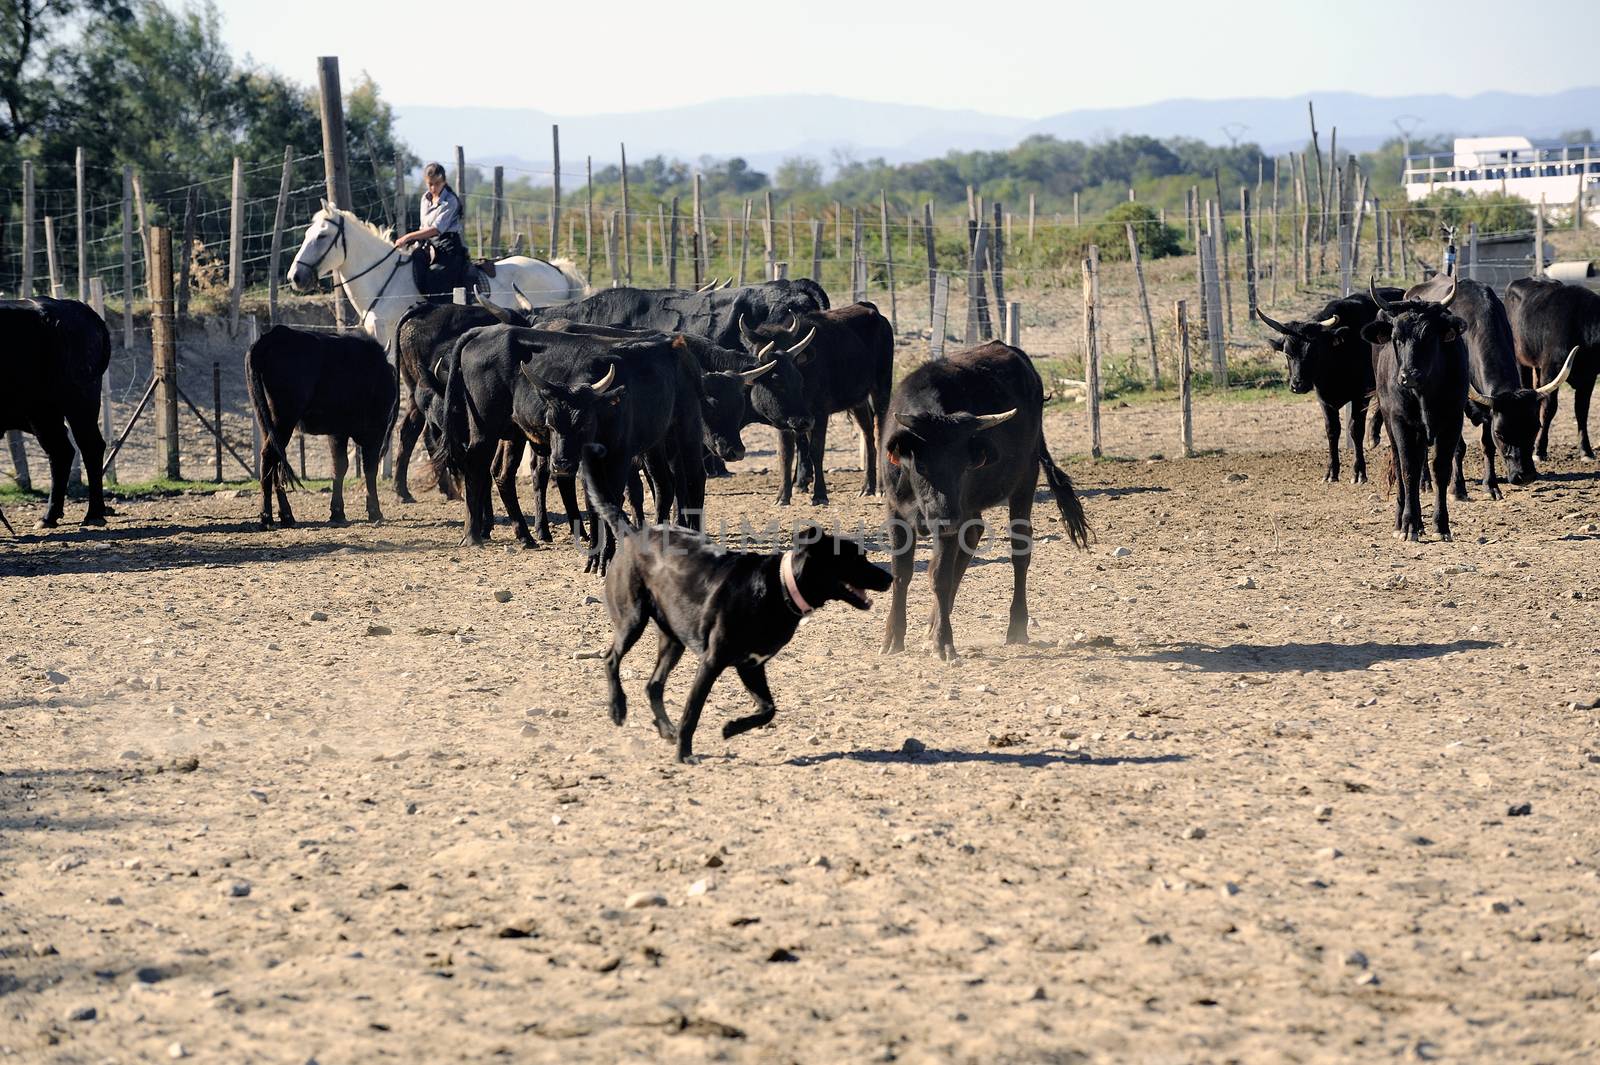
left=792, top=522, right=824, bottom=549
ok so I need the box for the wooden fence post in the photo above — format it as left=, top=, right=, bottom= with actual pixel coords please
left=667, top=196, right=680, bottom=288
left=1240, top=186, right=1257, bottom=320
left=1536, top=195, right=1546, bottom=276
left=150, top=225, right=179, bottom=480
left=1027, top=193, right=1036, bottom=244
left=736, top=199, right=751, bottom=285
left=394, top=152, right=406, bottom=237
left=1466, top=222, right=1478, bottom=282
left=90, top=277, right=112, bottom=484
left=317, top=56, right=353, bottom=330
left=834, top=200, right=842, bottom=259
left=44, top=215, right=61, bottom=297
left=1176, top=300, right=1193, bottom=458
left=1203, top=234, right=1226, bottom=386
left=929, top=271, right=950, bottom=360
left=1126, top=221, right=1159, bottom=386
left=490, top=165, right=504, bottom=256
left=852, top=209, right=866, bottom=304
left=121, top=165, right=135, bottom=348
left=1270, top=156, right=1281, bottom=305
left=75, top=146, right=86, bottom=300
left=990, top=202, right=1006, bottom=339
left=550, top=125, right=561, bottom=258
left=1083, top=247, right=1102, bottom=459
left=268, top=148, right=291, bottom=327
left=620, top=144, right=632, bottom=283
left=249, top=315, right=261, bottom=479
left=585, top=156, right=594, bottom=278
left=5, top=431, right=28, bottom=490
left=131, top=171, right=148, bottom=297
left=229, top=156, right=244, bottom=335
left=1072, top=191, right=1080, bottom=227
left=880, top=189, right=898, bottom=334
left=923, top=202, right=937, bottom=326
left=20, top=160, right=34, bottom=297
left=1212, top=179, right=1234, bottom=334
left=764, top=190, right=776, bottom=279
left=810, top=218, right=823, bottom=281
left=1005, top=300, right=1021, bottom=347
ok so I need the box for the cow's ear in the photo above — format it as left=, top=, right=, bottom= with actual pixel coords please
left=1441, top=314, right=1468, bottom=343
left=516, top=339, right=545, bottom=363
left=603, top=385, right=628, bottom=406
left=1267, top=336, right=1285, bottom=352
left=1329, top=326, right=1351, bottom=343
left=968, top=437, right=997, bottom=469
left=884, top=430, right=914, bottom=465
left=1360, top=321, right=1392, bottom=346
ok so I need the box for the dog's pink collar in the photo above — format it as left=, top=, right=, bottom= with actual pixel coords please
left=779, top=549, right=813, bottom=616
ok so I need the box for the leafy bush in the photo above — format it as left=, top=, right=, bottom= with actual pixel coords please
left=1095, top=202, right=1182, bottom=260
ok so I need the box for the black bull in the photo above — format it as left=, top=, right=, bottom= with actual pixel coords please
left=880, top=341, right=1090, bottom=661
left=529, top=279, right=829, bottom=352
left=0, top=297, right=110, bottom=528
left=1504, top=276, right=1599, bottom=459
left=1258, top=290, right=1400, bottom=484
left=246, top=325, right=398, bottom=527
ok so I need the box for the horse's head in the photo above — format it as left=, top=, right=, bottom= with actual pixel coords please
left=287, top=201, right=349, bottom=291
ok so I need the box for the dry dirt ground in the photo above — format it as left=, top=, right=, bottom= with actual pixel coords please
left=4, top=395, right=1600, bottom=1064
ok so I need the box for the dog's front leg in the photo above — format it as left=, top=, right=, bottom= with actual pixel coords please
left=722, top=661, right=777, bottom=739
left=675, top=660, right=725, bottom=763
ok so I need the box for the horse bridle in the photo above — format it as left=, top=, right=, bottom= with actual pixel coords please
left=304, top=213, right=407, bottom=322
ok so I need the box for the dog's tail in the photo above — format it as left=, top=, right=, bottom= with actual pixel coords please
left=1039, top=436, right=1091, bottom=549
left=579, top=444, right=633, bottom=542
left=245, top=345, right=300, bottom=492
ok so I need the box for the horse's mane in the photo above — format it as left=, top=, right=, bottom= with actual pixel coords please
left=320, top=206, right=396, bottom=245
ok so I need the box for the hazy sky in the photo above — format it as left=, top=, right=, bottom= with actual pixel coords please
left=215, top=0, right=1598, bottom=116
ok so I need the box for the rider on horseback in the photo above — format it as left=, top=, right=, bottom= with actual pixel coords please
left=397, top=162, right=469, bottom=299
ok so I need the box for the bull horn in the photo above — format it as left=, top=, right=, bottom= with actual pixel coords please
left=478, top=296, right=519, bottom=325
left=1317, top=314, right=1340, bottom=328
left=756, top=340, right=777, bottom=359
left=738, top=314, right=759, bottom=349
left=738, top=361, right=777, bottom=384
left=1255, top=308, right=1296, bottom=336
left=720, top=277, right=735, bottom=289
left=892, top=412, right=925, bottom=439
left=697, top=277, right=719, bottom=293
left=1369, top=275, right=1400, bottom=315
left=784, top=327, right=816, bottom=357
left=590, top=363, right=617, bottom=394
left=511, top=282, right=535, bottom=312
left=1436, top=275, right=1457, bottom=308
left=1467, top=383, right=1494, bottom=409
left=972, top=407, right=1018, bottom=430
left=785, top=315, right=800, bottom=334
left=1535, top=345, right=1579, bottom=397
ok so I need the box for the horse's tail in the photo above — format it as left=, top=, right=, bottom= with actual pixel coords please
left=246, top=344, right=301, bottom=492
left=548, top=257, right=590, bottom=299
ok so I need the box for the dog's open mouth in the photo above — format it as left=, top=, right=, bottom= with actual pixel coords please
left=838, top=583, right=873, bottom=610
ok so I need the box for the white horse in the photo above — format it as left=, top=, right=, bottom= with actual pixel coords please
left=286, top=202, right=587, bottom=350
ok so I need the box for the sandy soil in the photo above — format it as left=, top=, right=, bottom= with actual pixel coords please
left=4, top=395, right=1600, bottom=1064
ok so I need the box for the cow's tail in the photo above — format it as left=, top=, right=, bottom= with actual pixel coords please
left=579, top=444, right=633, bottom=541
left=0, top=504, right=14, bottom=536
left=245, top=347, right=300, bottom=491
left=1383, top=446, right=1398, bottom=496
left=1038, top=437, right=1090, bottom=549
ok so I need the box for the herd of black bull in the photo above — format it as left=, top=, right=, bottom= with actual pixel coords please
left=6, top=272, right=1600, bottom=621
left=1258, top=274, right=1591, bottom=540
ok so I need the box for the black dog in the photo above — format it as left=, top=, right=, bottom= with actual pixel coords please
left=582, top=445, right=892, bottom=762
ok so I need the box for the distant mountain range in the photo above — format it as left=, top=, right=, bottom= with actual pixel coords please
left=393, top=88, right=1600, bottom=183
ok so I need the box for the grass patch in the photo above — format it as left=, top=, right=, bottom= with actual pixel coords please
left=1, top=477, right=346, bottom=504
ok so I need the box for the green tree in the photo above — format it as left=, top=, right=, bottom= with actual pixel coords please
left=775, top=156, right=821, bottom=191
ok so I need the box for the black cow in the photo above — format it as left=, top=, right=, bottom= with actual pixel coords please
left=739, top=302, right=894, bottom=506
left=1504, top=276, right=1600, bottom=459
left=392, top=301, right=534, bottom=503
left=246, top=326, right=397, bottom=527
left=1403, top=275, right=1562, bottom=499
left=1258, top=290, right=1400, bottom=483
left=444, top=326, right=705, bottom=566
left=880, top=341, right=1090, bottom=660
left=1362, top=279, right=1469, bottom=542
left=527, top=278, right=829, bottom=352
left=0, top=298, right=109, bottom=528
